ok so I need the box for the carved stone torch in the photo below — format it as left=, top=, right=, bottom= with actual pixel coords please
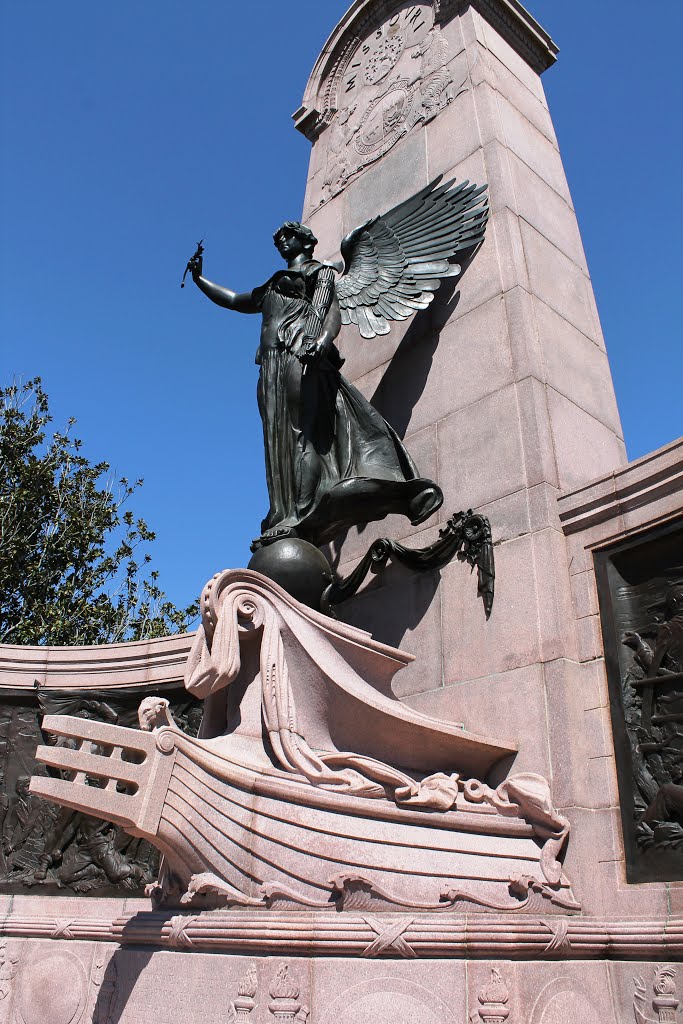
left=477, top=968, right=510, bottom=1024
left=653, top=966, right=679, bottom=1023
left=233, top=963, right=258, bottom=1021
left=268, top=965, right=309, bottom=1023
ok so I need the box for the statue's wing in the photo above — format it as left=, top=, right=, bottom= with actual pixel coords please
left=336, top=176, right=488, bottom=340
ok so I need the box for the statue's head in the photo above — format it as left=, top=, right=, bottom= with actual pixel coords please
left=273, top=221, right=317, bottom=261
left=138, top=695, right=172, bottom=731
left=665, top=584, right=683, bottom=619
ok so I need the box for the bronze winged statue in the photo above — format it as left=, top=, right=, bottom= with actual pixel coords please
left=188, top=175, right=488, bottom=549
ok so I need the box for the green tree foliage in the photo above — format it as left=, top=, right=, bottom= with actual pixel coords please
left=0, top=379, right=197, bottom=645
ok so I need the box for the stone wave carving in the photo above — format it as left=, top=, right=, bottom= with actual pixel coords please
left=170, top=870, right=580, bottom=916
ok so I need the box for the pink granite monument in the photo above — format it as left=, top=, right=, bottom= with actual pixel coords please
left=0, top=2, right=681, bottom=1022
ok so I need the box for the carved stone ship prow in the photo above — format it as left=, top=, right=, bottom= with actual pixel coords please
left=31, top=570, right=579, bottom=914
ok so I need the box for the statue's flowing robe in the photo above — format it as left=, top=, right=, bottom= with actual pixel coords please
left=253, top=261, right=441, bottom=546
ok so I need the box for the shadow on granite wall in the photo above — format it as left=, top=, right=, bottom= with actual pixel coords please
left=337, top=563, right=441, bottom=653
left=324, top=270, right=481, bottom=661
left=369, top=277, right=461, bottom=439
left=92, top=937, right=157, bottom=1024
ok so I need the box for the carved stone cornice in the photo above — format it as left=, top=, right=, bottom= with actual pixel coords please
left=0, top=631, right=194, bottom=692
left=558, top=437, right=683, bottom=539
left=469, top=0, right=557, bottom=74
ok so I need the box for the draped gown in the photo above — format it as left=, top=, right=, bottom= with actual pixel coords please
left=252, top=259, right=442, bottom=547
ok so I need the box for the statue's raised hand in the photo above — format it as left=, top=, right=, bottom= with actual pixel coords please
left=189, top=250, right=203, bottom=281
left=180, top=239, right=205, bottom=288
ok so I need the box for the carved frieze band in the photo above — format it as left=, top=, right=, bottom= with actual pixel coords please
left=0, top=912, right=681, bottom=960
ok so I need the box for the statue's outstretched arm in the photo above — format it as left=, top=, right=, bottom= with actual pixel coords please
left=190, top=251, right=259, bottom=313
left=193, top=274, right=259, bottom=314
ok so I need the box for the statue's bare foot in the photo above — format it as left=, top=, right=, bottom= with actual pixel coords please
left=408, top=485, right=443, bottom=526
left=250, top=526, right=299, bottom=551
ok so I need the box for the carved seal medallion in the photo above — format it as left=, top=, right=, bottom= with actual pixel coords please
left=355, top=78, right=417, bottom=156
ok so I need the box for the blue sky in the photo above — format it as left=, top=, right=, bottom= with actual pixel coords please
left=1, top=1, right=681, bottom=613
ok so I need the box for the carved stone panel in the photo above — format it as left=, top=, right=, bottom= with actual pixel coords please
left=595, top=517, right=683, bottom=882
left=318, top=977, right=457, bottom=1024
left=13, top=949, right=87, bottom=1024
left=0, top=684, right=201, bottom=897
left=315, top=2, right=466, bottom=206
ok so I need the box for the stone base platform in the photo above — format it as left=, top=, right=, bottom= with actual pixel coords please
left=0, top=902, right=679, bottom=1024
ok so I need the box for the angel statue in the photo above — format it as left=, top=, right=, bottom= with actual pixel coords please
left=188, top=176, right=488, bottom=550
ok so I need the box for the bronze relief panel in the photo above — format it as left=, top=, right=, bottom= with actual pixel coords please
left=595, top=518, right=683, bottom=882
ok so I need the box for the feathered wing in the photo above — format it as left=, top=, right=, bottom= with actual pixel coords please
left=336, top=175, right=488, bottom=340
